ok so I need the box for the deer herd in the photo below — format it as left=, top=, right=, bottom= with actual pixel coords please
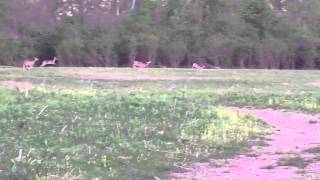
left=132, top=61, right=219, bottom=70
left=22, top=58, right=219, bottom=71
left=131, top=61, right=220, bottom=70
left=22, top=57, right=58, bottom=70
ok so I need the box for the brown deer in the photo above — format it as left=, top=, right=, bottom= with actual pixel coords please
left=133, top=60, right=151, bottom=68
left=22, top=57, right=39, bottom=70
left=41, top=57, right=58, bottom=67
left=192, top=63, right=205, bottom=70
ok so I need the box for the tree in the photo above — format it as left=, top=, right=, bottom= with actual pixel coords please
left=0, top=0, right=320, bottom=69
left=241, top=0, right=273, bottom=39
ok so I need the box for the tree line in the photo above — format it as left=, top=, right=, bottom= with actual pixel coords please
left=0, top=0, right=320, bottom=69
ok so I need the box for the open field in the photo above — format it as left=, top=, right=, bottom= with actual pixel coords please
left=0, top=67, right=319, bottom=179
left=1, top=68, right=319, bottom=112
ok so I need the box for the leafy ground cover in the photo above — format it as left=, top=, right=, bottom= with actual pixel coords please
left=0, top=67, right=319, bottom=179
left=0, top=90, right=270, bottom=179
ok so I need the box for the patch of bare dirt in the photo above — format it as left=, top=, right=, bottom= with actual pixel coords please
left=63, top=71, right=235, bottom=81
left=171, top=108, right=320, bottom=180
left=1, top=81, right=33, bottom=90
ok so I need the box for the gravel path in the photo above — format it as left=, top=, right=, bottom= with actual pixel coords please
left=171, top=108, right=320, bottom=180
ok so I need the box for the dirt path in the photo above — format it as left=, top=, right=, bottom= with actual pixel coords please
left=62, top=71, right=234, bottom=81
left=171, top=108, right=320, bottom=180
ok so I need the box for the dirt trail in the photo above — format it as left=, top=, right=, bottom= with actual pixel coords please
left=171, top=108, right=320, bottom=180
left=62, top=71, right=235, bottom=81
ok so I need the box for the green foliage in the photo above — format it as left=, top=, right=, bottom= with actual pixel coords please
left=1, top=0, right=320, bottom=68
left=218, top=93, right=320, bottom=112
left=0, top=36, right=27, bottom=65
left=184, top=107, right=269, bottom=145
left=241, top=0, right=273, bottom=39
left=0, top=67, right=319, bottom=178
left=0, top=89, right=269, bottom=179
left=0, top=0, right=8, bottom=24
left=35, top=30, right=63, bottom=60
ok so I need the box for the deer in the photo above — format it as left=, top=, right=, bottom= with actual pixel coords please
left=192, top=63, right=205, bottom=70
left=23, top=57, right=39, bottom=70
left=132, top=60, right=151, bottom=68
left=41, top=57, right=58, bottom=67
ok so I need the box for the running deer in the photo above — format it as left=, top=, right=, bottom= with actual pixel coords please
left=41, top=57, right=58, bottom=67
left=192, top=63, right=205, bottom=70
left=132, top=60, right=151, bottom=68
left=23, top=57, right=39, bottom=70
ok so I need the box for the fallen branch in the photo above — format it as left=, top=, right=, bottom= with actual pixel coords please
left=38, top=105, right=49, bottom=117
left=60, top=116, right=80, bottom=135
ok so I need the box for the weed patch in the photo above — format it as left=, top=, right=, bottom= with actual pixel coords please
left=0, top=89, right=269, bottom=179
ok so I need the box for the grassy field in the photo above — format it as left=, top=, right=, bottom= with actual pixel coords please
left=0, top=67, right=319, bottom=179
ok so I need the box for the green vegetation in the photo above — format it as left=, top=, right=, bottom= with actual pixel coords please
left=1, top=0, right=320, bottom=69
left=0, top=90, right=269, bottom=179
left=277, top=156, right=310, bottom=169
left=304, top=147, right=320, bottom=154
left=0, top=68, right=319, bottom=179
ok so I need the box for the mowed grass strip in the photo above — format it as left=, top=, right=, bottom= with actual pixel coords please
left=0, top=89, right=269, bottom=179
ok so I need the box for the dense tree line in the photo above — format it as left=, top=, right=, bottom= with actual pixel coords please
left=0, top=0, right=320, bottom=69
